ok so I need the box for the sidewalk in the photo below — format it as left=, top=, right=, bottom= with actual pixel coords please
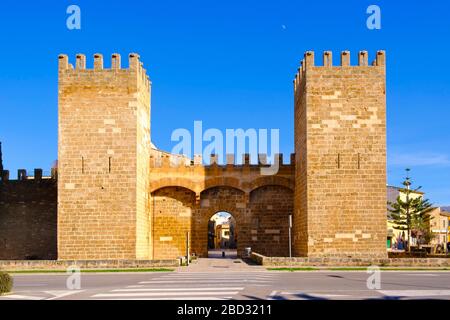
left=177, top=250, right=266, bottom=273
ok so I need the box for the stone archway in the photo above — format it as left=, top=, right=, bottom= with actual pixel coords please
left=150, top=186, right=196, bottom=260
left=207, top=211, right=237, bottom=258
left=150, top=184, right=295, bottom=260
left=192, top=186, right=247, bottom=258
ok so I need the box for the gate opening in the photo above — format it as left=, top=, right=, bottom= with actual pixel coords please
left=207, top=211, right=237, bottom=258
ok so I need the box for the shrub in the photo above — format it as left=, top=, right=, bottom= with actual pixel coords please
left=0, top=272, right=13, bottom=294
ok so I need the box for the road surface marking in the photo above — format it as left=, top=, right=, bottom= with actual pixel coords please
left=268, top=291, right=279, bottom=300
left=404, top=274, right=439, bottom=277
left=95, top=297, right=233, bottom=300
left=139, top=280, right=270, bottom=284
left=1, top=294, right=45, bottom=300
left=378, top=290, right=450, bottom=297
left=92, top=291, right=239, bottom=298
left=44, top=290, right=85, bottom=300
left=112, top=287, right=244, bottom=292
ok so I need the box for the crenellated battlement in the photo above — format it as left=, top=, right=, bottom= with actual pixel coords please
left=0, top=168, right=57, bottom=182
left=150, top=150, right=295, bottom=169
left=294, top=50, right=386, bottom=96
left=58, top=53, right=151, bottom=90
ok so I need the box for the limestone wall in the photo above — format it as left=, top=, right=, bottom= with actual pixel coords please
left=57, top=53, right=151, bottom=260
left=0, top=175, right=57, bottom=260
left=293, top=51, right=387, bottom=258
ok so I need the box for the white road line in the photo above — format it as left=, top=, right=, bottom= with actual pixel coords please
left=126, top=285, right=145, bottom=288
left=165, top=273, right=275, bottom=276
left=139, top=280, right=270, bottom=284
left=161, top=274, right=276, bottom=277
left=1, top=294, right=46, bottom=300
left=378, top=290, right=450, bottom=297
left=112, top=287, right=244, bottom=292
left=404, top=274, right=439, bottom=277
left=44, top=290, right=84, bottom=300
left=161, top=276, right=275, bottom=278
left=309, top=294, right=350, bottom=298
left=92, top=291, right=239, bottom=298
left=267, top=291, right=278, bottom=300
left=168, top=276, right=275, bottom=278
left=157, top=277, right=274, bottom=280
left=14, top=284, right=48, bottom=287
left=93, top=297, right=233, bottom=300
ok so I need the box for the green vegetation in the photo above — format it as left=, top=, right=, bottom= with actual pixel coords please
left=0, top=272, right=13, bottom=294
left=388, top=168, right=434, bottom=252
left=6, top=268, right=174, bottom=274
left=267, top=267, right=449, bottom=272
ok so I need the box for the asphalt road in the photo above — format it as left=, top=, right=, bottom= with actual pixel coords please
left=2, top=270, right=450, bottom=300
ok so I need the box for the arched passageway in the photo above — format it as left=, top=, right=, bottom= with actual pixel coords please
left=208, top=211, right=237, bottom=258
left=150, top=185, right=294, bottom=259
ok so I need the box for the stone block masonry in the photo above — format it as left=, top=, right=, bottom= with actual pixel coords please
left=58, top=53, right=151, bottom=260
left=0, top=173, right=57, bottom=260
left=293, top=51, right=387, bottom=258
left=1, top=50, right=388, bottom=263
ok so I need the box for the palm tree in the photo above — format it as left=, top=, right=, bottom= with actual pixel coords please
left=388, top=168, right=434, bottom=252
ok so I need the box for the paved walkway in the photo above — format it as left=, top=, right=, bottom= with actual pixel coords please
left=177, top=249, right=265, bottom=273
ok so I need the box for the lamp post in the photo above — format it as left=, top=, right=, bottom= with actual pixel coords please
left=288, top=215, right=292, bottom=258
left=186, top=231, right=190, bottom=266
left=445, top=219, right=449, bottom=255
left=405, top=168, right=411, bottom=252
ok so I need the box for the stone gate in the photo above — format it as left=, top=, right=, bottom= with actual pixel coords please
left=55, top=50, right=387, bottom=261
left=149, top=151, right=294, bottom=258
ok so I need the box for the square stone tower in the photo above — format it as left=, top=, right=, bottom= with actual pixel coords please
left=58, top=53, right=152, bottom=260
left=293, top=51, right=387, bottom=258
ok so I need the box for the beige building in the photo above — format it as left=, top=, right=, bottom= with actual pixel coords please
left=215, top=224, right=231, bottom=249
left=429, top=208, right=450, bottom=250
left=387, top=185, right=450, bottom=252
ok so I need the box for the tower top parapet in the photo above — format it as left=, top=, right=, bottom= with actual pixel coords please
left=58, top=53, right=150, bottom=89
left=294, top=50, right=386, bottom=94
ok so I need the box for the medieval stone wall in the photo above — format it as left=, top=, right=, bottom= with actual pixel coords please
left=151, top=187, right=196, bottom=259
left=0, top=50, right=388, bottom=261
left=0, top=175, right=57, bottom=260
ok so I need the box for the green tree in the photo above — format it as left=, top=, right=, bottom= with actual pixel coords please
left=388, top=169, right=434, bottom=252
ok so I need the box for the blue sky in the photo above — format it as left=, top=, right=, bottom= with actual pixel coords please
left=0, top=1, right=449, bottom=205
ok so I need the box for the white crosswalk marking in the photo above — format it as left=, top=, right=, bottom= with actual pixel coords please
left=93, top=291, right=240, bottom=298
left=111, top=287, right=244, bottom=292
left=1, top=294, right=46, bottom=300
left=139, top=280, right=271, bottom=284
left=90, top=271, right=278, bottom=300
left=378, top=290, right=450, bottom=297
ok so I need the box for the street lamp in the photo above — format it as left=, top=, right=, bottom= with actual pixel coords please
left=288, top=215, right=292, bottom=258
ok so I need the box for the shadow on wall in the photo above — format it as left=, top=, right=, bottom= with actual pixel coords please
left=0, top=170, right=57, bottom=260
